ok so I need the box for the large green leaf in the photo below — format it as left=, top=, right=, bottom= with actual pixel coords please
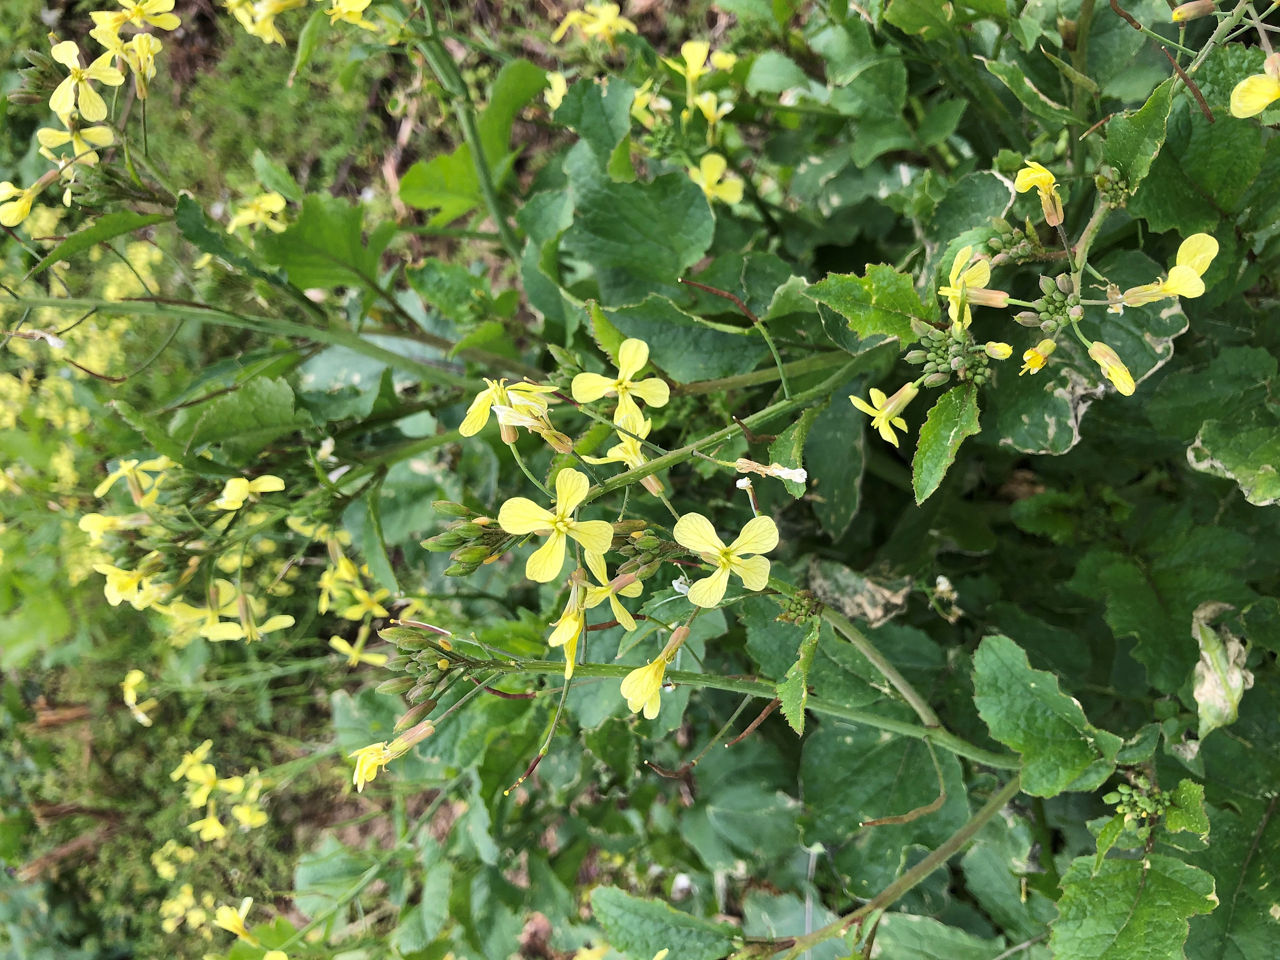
left=1188, top=408, right=1280, bottom=507
left=912, top=384, right=979, bottom=504
left=168, top=376, right=312, bottom=460
left=807, top=264, right=936, bottom=345
left=980, top=57, right=1079, bottom=125
left=590, top=887, right=737, bottom=960
left=1103, top=79, right=1174, bottom=193
left=256, top=193, right=394, bottom=291
left=1050, top=855, right=1217, bottom=960
left=805, top=389, right=867, bottom=540
left=28, top=211, right=169, bottom=277
left=554, top=76, right=634, bottom=165
left=603, top=296, right=765, bottom=382
left=1185, top=801, right=1280, bottom=959
left=972, top=635, right=1122, bottom=796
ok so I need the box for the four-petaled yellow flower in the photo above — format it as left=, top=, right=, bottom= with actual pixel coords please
left=572, top=338, right=670, bottom=424
left=583, top=550, right=643, bottom=630
left=213, top=474, right=285, bottom=510
left=171, top=739, right=213, bottom=781
left=583, top=411, right=662, bottom=493
left=688, top=153, right=744, bottom=205
left=232, top=801, right=268, bottom=828
left=37, top=114, right=114, bottom=166
left=673, top=512, right=778, bottom=608
left=498, top=468, right=615, bottom=583
left=339, top=587, right=390, bottom=621
left=551, top=3, right=637, bottom=48
left=188, top=804, right=228, bottom=842
left=89, top=0, right=181, bottom=36
left=1014, top=160, right=1064, bottom=227
left=226, top=191, right=288, bottom=234
left=620, top=656, right=667, bottom=719
left=329, top=632, right=388, bottom=666
left=122, top=34, right=163, bottom=98
left=1117, top=233, right=1218, bottom=307
left=692, top=91, right=733, bottom=143
left=1230, top=52, right=1280, bottom=119
left=49, top=40, right=124, bottom=124
left=327, top=0, right=378, bottom=31
left=350, top=726, right=430, bottom=791
left=213, top=896, right=258, bottom=944
left=460, top=378, right=558, bottom=442
left=548, top=579, right=587, bottom=678
left=1019, top=338, right=1057, bottom=376
left=938, top=245, right=1000, bottom=328
left=850, top=382, right=919, bottom=448
left=1088, top=341, right=1135, bottom=396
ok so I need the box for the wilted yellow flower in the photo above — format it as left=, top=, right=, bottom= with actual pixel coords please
left=620, top=656, right=666, bottom=719
left=1171, top=0, right=1215, bottom=20
left=350, top=722, right=432, bottom=791
left=937, top=245, right=998, bottom=328
left=673, top=513, right=778, bottom=607
left=122, top=33, right=162, bottom=98
left=49, top=40, right=124, bottom=123
left=551, top=3, right=637, bottom=47
left=460, top=378, right=558, bottom=442
left=1118, top=233, right=1218, bottom=306
left=1014, top=160, right=1063, bottom=227
left=572, top=338, right=670, bottom=424
left=212, top=474, right=285, bottom=510
left=498, top=468, right=615, bottom=583
left=1019, top=338, right=1057, bottom=376
left=688, top=153, right=743, bottom=205
left=545, top=71, right=568, bottom=111
left=37, top=113, right=115, bottom=166
left=1230, top=53, right=1280, bottom=118
left=121, top=669, right=158, bottom=726
left=1088, top=341, right=1135, bottom=396
left=583, top=550, right=643, bottom=630
left=213, top=896, right=257, bottom=943
left=850, top=382, right=919, bottom=447
left=548, top=579, right=587, bottom=677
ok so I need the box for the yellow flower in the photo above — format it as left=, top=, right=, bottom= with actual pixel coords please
left=212, top=474, right=285, bottom=510
left=620, top=656, right=667, bottom=719
left=120, top=668, right=158, bottom=725
left=673, top=513, right=778, bottom=608
left=551, top=3, right=638, bottom=47
left=850, top=382, right=919, bottom=448
left=188, top=804, right=228, bottom=842
left=89, top=0, right=181, bottom=37
left=171, top=739, right=213, bottom=781
left=583, top=550, right=643, bottom=630
left=937, top=245, right=996, bottom=328
left=226, top=192, right=287, bottom=234
left=49, top=40, right=124, bottom=123
left=349, top=729, right=426, bottom=791
left=213, top=896, right=257, bottom=944
left=1019, top=338, right=1057, bottom=376
left=545, top=71, right=568, bottom=111
left=571, top=338, right=670, bottom=424
left=1014, top=160, right=1064, bottom=227
left=122, top=33, right=162, bottom=98
left=548, top=580, right=587, bottom=678
left=327, top=0, right=378, bottom=30
left=583, top=411, right=661, bottom=493
left=231, top=801, right=268, bottom=828
left=692, top=91, right=733, bottom=143
left=491, top=396, right=574, bottom=452
left=264, top=952, right=289, bottom=960
left=93, top=560, right=164, bottom=609
left=688, top=153, right=744, bottom=205
left=1088, top=341, right=1135, bottom=396
left=36, top=114, right=115, bottom=166
left=329, top=632, right=388, bottom=666
left=1230, top=53, right=1280, bottom=118
left=459, top=378, right=558, bottom=442
left=0, top=181, right=40, bottom=228
left=631, top=78, right=670, bottom=129
left=1119, top=233, right=1219, bottom=306
left=339, top=586, right=391, bottom=621
left=498, top=468, right=615, bottom=583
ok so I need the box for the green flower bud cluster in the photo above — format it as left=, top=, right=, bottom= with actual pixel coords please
left=379, top=625, right=461, bottom=705
left=422, top=501, right=507, bottom=577
left=777, top=589, right=823, bottom=623
left=905, top=326, right=993, bottom=386
left=1015, top=273, right=1081, bottom=334
left=1094, top=164, right=1129, bottom=209
left=1103, top=775, right=1169, bottom=838
left=611, top=522, right=684, bottom=583
left=986, top=217, right=1046, bottom=266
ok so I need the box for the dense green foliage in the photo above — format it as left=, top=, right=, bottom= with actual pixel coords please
left=3, top=1, right=1279, bottom=959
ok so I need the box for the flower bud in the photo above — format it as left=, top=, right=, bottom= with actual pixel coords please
left=984, top=341, right=1013, bottom=360
left=394, top=700, right=437, bottom=733
left=432, top=500, right=471, bottom=517
left=1171, top=1, right=1215, bottom=21
left=904, top=350, right=928, bottom=364
left=1019, top=339, right=1057, bottom=376
left=923, top=372, right=951, bottom=388
left=451, top=544, right=491, bottom=564
left=1088, top=341, right=1136, bottom=396
left=967, top=288, right=1010, bottom=308
left=1014, top=311, right=1040, bottom=327
left=376, top=676, right=416, bottom=696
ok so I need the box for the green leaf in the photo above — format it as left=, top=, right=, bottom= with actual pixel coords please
left=29, top=211, right=169, bottom=276
left=1188, top=407, right=1280, bottom=507
left=1146, top=346, right=1276, bottom=444
left=1165, top=779, right=1209, bottom=839
left=1103, top=79, right=1173, bottom=193
left=768, top=407, right=819, bottom=499
left=1185, top=802, right=1280, bottom=959
left=391, top=857, right=452, bottom=953
left=928, top=171, right=1014, bottom=246
left=603, top=296, right=766, bottom=382
left=1191, top=602, right=1253, bottom=739
left=885, top=0, right=956, bottom=37
left=478, top=58, right=547, bottom=163
left=745, top=51, right=810, bottom=95
left=590, top=887, right=737, bottom=960
left=972, top=635, right=1123, bottom=797
left=980, top=56, right=1079, bottom=124
left=256, top=193, right=393, bottom=291
left=168, top=376, right=311, bottom=459
left=294, top=836, right=375, bottom=919
left=1050, top=855, right=1217, bottom=960
left=362, top=489, right=400, bottom=593
left=174, top=195, right=276, bottom=280
left=871, top=913, right=1004, bottom=960
left=807, top=264, right=936, bottom=345
left=1040, top=44, right=1099, bottom=95
left=805, top=389, right=867, bottom=540
left=563, top=143, right=715, bottom=306
left=251, top=148, right=303, bottom=204
left=777, top=620, right=820, bottom=735
left=287, top=8, right=328, bottom=86
left=554, top=76, right=634, bottom=165
left=912, top=384, right=979, bottom=504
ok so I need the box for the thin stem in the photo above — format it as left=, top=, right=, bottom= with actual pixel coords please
left=779, top=775, right=1024, bottom=959
left=509, top=444, right=552, bottom=497
left=678, top=277, right=791, bottom=398
left=676, top=352, right=847, bottom=395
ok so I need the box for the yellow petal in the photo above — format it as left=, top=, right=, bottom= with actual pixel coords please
left=700, top=152, right=728, bottom=185
left=526, top=533, right=567, bottom=583
left=850, top=395, right=878, bottom=417
left=1162, top=264, right=1205, bottom=298
left=609, top=593, right=637, bottom=631
left=498, top=497, right=554, bottom=534
left=868, top=387, right=887, bottom=407
left=1175, top=233, right=1218, bottom=277
left=681, top=40, right=710, bottom=76
left=948, top=245, right=972, bottom=286
left=1014, top=161, right=1054, bottom=194
left=628, top=376, right=669, bottom=407
left=960, top=258, right=990, bottom=290
left=617, top=338, right=650, bottom=381
left=77, top=83, right=108, bottom=123
left=728, top=515, right=779, bottom=556
left=248, top=475, right=285, bottom=494
left=673, top=512, right=725, bottom=555
left=569, top=519, right=615, bottom=557
left=713, top=177, right=744, bottom=205
left=584, top=549, right=609, bottom=584
left=572, top=371, right=615, bottom=403
left=1230, top=73, right=1280, bottom=119
left=458, top=389, right=495, bottom=436
left=687, top=566, right=731, bottom=608
left=49, top=77, right=77, bottom=116
left=553, top=467, right=590, bottom=514
left=50, top=41, right=81, bottom=68
left=732, top=554, right=772, bottom=591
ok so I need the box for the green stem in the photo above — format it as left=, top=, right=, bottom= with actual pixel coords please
left=778, top=775, right=1024, bottom=958
left=1072, top=202, right=1110, bottom=287
left=819, top=604, right=940, bottom=727
left=510, top=444, right=552, bottom=497
left=472, top=657, right=1019, bottom=769
left=676, top=351, right=847, bottom=395
left=583, top=359, right=860, bottom=504
left=1071, top=0, right=1096, bottom=177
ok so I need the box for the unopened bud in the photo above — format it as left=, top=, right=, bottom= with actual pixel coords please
left=376, top=676, right=416, bottom=696
left=422, top=531, right=465, bottom=552
left=984, top=341, right=1013, bottom=360
left=923, top=372, right=951, bottom=388
left=1171, top=1, right=1215, bottom=21
left=453, top=522, right=484, bottom=538
left=904, top=350, right=927, bottom=364
left=1014, top=311, right=1040, bottom=327
left=967, top=288, right=1010, bottom=308
left=609, top=572, right=638, bottom=592
left=432, top=500, right=471, bottom=517
left=451, top=544, right=491, bottom=564
left=1056, top=274, right=1074, bottom=294
left=394, top=700, right=437, bottom=733
left=444, top=561, right=481, bottom=577
left=1038, top=275, right=1058, bottom=296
